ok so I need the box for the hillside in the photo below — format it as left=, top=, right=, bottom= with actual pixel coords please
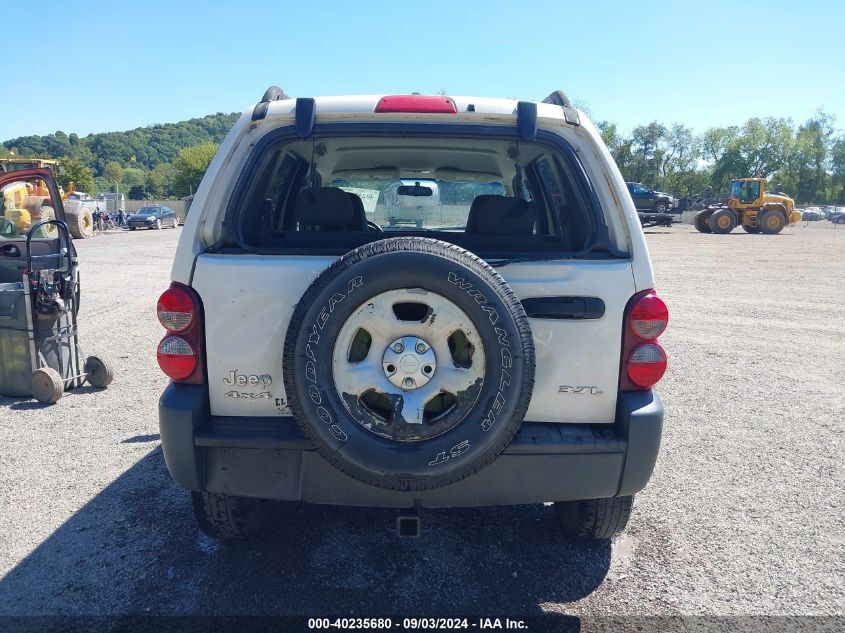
left=2, top=112, right=239, bottom=171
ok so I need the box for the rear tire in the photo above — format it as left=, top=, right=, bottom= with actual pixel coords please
left=555, top=495, right=634, bottom=540
left=760, top=209, right=786, bottom=234
left=693, top=210, right=712, bottom=233
left=709, top=209, right=736, bottom=234
left=31, top=367, right=64, bottom=404
left=191, top=491, right=272, bottom=540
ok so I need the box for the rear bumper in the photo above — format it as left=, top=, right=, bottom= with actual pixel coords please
left=159, top=384, right=663, bottom=508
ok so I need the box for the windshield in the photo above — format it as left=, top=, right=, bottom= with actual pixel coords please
left=731, top=180, right=760, bottom=203
left=135, top=208, right=159, bottom=215
left=330, top=178, right=505, bottom=231
left=730, top=181, right=742, bottom=198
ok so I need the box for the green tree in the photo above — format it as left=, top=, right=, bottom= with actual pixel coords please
left=781, top=110, right=834, bottom=202
left=831, top=135, right=845, bottom=203
left=172, top=142, right=218, bottom=197
left=103, top=161, right=124, bottom=184
left=57, top=157, right=95, bottom=194
left=659, top=124, right=701, bottom=195
left=707, top=118, right=793, bottom=193
left=128, top=185, right=147, bottom=200
left=93, top=176, right=112, bottom=193
left=122, top=167, right=147, bottom=188
left=629, top=122, right=667, bottom=187
left=146, top=162, right=176, bottom=198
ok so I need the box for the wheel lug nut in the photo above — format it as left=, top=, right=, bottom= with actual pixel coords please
left=393, top=342, right=404, bottom=353
left=403, top=377, right=415, bottom=388
left=415, top=342, right=427, bottom=353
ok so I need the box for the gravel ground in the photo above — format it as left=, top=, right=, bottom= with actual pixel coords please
left=0, top=222, right=843, bottom=622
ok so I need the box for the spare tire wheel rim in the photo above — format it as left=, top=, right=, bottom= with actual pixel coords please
left=283, top=237, right=535, bottom=490
left=332, top=288, right=485, bottom=442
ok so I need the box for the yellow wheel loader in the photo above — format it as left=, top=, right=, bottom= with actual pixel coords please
left=0, top=159, right=93, bottom=238
left=693, top=178, right=801, bottom=235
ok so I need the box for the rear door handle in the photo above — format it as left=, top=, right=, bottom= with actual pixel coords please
left=0, top=244, right=21, bottom=257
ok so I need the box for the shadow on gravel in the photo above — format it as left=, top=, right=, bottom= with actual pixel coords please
left=0, top=448, right=610, bottom=615
left=2, top=386, right=108, bottom=411
left=3, top=400, right=52, bottom=411
left=121, top=434, right=160, bottom=444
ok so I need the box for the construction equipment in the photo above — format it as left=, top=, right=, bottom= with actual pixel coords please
left=0, top=159, right=94, bottom=239
left=0, top=175, right=58, bottom=238
left=691, top=178, right=800, bottom=235
left=0, top=158, right=61, bottom=173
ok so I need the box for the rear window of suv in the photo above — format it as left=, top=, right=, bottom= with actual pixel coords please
left=231, top=128, right=606, bottom=258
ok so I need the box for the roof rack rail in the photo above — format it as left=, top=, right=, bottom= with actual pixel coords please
left=541, top=90, right=572, bottom=107
left=252, top=85, right=290, bottom=121
left=541, top=90, right=580, bottom=127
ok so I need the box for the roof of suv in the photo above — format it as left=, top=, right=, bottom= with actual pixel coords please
left=252, top=90, right=583, bottom=134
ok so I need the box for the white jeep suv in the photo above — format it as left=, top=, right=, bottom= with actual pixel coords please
left=156, top=88, right=668, bottom=540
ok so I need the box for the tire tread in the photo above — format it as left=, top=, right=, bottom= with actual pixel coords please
left=555, top=495, right=634, bottom=540
left=191, top=491, right=271, bottom=540
left=282, top=237, right=535, bottom=491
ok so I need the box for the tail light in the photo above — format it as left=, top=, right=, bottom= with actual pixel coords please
left=157, top=287, right=195, bottom=332
left=156, top=282, right=204, bottom=384
left=620, top=290, right=668, bottom=391
left=375, top=95, right=457, bottom=114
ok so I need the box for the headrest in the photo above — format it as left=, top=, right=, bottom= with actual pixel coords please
left=466, top=195, right=534, bottom=235
left=345, top=192, right=367, bottom=231
left=294, top=188, right=354, bottom=227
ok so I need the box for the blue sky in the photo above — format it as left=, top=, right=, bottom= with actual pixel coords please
left=1, top=0, right=842, bottom=141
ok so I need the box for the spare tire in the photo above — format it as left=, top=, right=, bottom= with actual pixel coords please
left=283, top=237, right=535, bottom=491
left=64, top=201, right=94, bottom=239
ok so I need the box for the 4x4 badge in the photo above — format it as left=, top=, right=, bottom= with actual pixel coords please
left=224, top=391, right=271, bottom=400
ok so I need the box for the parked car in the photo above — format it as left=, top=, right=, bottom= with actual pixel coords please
left=829, top=208, right=845, bottom=224
left=127, top=205, right=177, bottom=230
left=625, top=182, right=676, bottom=213
left=384, top=179, right=440, bottom=228
left=156, top=89, right=667, bottom=542
left=800, top=207, right=822, bottom=221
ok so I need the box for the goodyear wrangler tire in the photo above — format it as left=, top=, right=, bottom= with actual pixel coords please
left=283, top=237, right=535, bottom=491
